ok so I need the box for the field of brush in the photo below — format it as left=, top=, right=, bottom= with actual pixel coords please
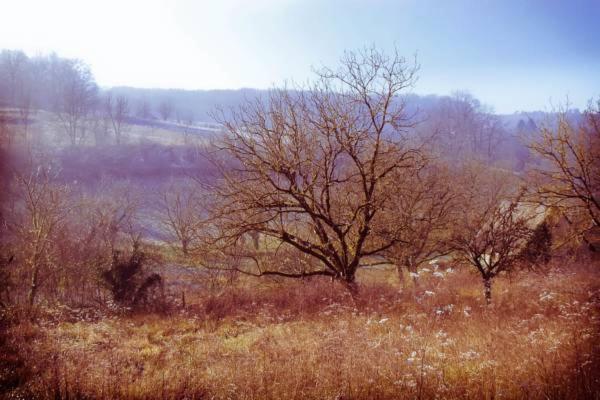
left=2, top=263, right=599, bottom=399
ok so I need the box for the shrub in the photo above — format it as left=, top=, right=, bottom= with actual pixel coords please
left=101, top=246, right=165, bottom=311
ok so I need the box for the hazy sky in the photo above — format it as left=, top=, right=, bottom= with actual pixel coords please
left=1, top=0, right=599, bottom=113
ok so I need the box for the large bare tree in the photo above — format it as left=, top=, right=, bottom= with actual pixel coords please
left=208, top=47, right=421, bottom=292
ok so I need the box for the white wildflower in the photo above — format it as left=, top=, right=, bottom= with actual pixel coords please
left=407, top=350, right=417, bottom=364
left=460, top=350, right=479, bottom=360
left=539, top=291, right=555, bottom=302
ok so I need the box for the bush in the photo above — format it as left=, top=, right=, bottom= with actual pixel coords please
left=519, top=221, right=552, bottom=270
left=101, top=246, right=165, bottom=311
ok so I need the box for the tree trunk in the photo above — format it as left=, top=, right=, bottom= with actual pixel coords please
left=397, top=264, right=408, bottom=288
left=28, top=264, right=40, bottom=308
left=343, top=276, right=359, bottom=302
left=407, top=260, right=419, bottom=290
left=483, top=277, right=492, bottom=305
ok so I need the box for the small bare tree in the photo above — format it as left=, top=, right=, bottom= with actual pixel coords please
left=0, top=110, right=12, bottom=146
left=104, top=93, right=130, bottom=144
left=90, top=180, right=143, bottom=254
left=136, top=99, right=153, bottom=120
left=156, top=180, right=208, bottom=255
left=208, top=47, right=420, bottom=293
left=52, top=59, right=98, bottom=146
left=0, top=50, right=34, bottom=142
left=9, top=162, right=71, bottom=308
left=0, top=50, right=28, bottom=105
left=181, top=111, right=196, bottom=145
left=378, top=162, right=456, bottom=285
left=158, top=100, right=173, bottom=121
left=450, top=166, right=536, bottom=304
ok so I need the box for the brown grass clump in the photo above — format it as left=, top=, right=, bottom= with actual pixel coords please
left=1, top=265, right=599, bottom=399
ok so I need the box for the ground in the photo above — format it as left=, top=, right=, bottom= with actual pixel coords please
left=1, top=263, right=599, bottom=399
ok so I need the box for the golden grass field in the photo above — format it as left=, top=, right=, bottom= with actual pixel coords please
left=2, top=263, right=599, bottom=399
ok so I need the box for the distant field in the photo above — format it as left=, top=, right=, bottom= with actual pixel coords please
left=1, top=108, right=215, bottom=147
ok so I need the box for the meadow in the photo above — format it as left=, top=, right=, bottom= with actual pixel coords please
left=2, top=262, right=598, bottom=399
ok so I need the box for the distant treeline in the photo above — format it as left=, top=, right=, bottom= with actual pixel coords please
left=0, top=48, right=584, bottom=169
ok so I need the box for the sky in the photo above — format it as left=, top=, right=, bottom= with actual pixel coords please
left=1, top=0, right=599, bottom=113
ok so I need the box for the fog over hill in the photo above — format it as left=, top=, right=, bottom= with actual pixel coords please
left=109, top=85, right=563, bottom=127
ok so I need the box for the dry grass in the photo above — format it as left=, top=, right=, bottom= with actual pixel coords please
left=1, top=265, right=599, bottom=399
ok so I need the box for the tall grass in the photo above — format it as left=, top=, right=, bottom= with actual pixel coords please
left=1, top=265, right=599, bottom=399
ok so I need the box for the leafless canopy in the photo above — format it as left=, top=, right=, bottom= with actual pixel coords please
left=104, top=92, right=130, bottom=144
left=377, top=162, right=456, bottom=278
left=52, top=59, right=98, bottom=146
left=529, top=101, right=600, bottom=233
left=207, top=48, right=421, bottom=289
left=155, top=180, right=209, bottom=255
left=450, top=166, right=536, bottom=303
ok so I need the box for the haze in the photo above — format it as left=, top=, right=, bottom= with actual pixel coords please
left=2, top=0, right=599, bottom=113
left=2, top=1, right=600, bottom=398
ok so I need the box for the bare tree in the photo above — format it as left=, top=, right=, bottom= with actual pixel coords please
left=181, top=111, right=196, bottom=145
left=0, top=50, right=28, bottom=105
left=528, top=101, right=600, bottom=247
left=105, top=93, right=130, bottom=144
left=0, top=50, right=34, bottom=141
left=158, top=100, right=173, bottom=121
left=16, top=89, right=33, bottom=141
left=208, top=47, right=420, bottom=293
left=156, top=180, right=208, bottom=255
left=9, top=162, right=71, bottom=308
left=450, top=165, right=536, bottom=304
left=52, top=59, right=98, bottom=146
left=0, top=110, right=13, bottom=146
left=377, top=162, right=457, bottom=285
left=136, top=99, right=153, bottom=120
left=426, top=92, right=504, bottom=163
